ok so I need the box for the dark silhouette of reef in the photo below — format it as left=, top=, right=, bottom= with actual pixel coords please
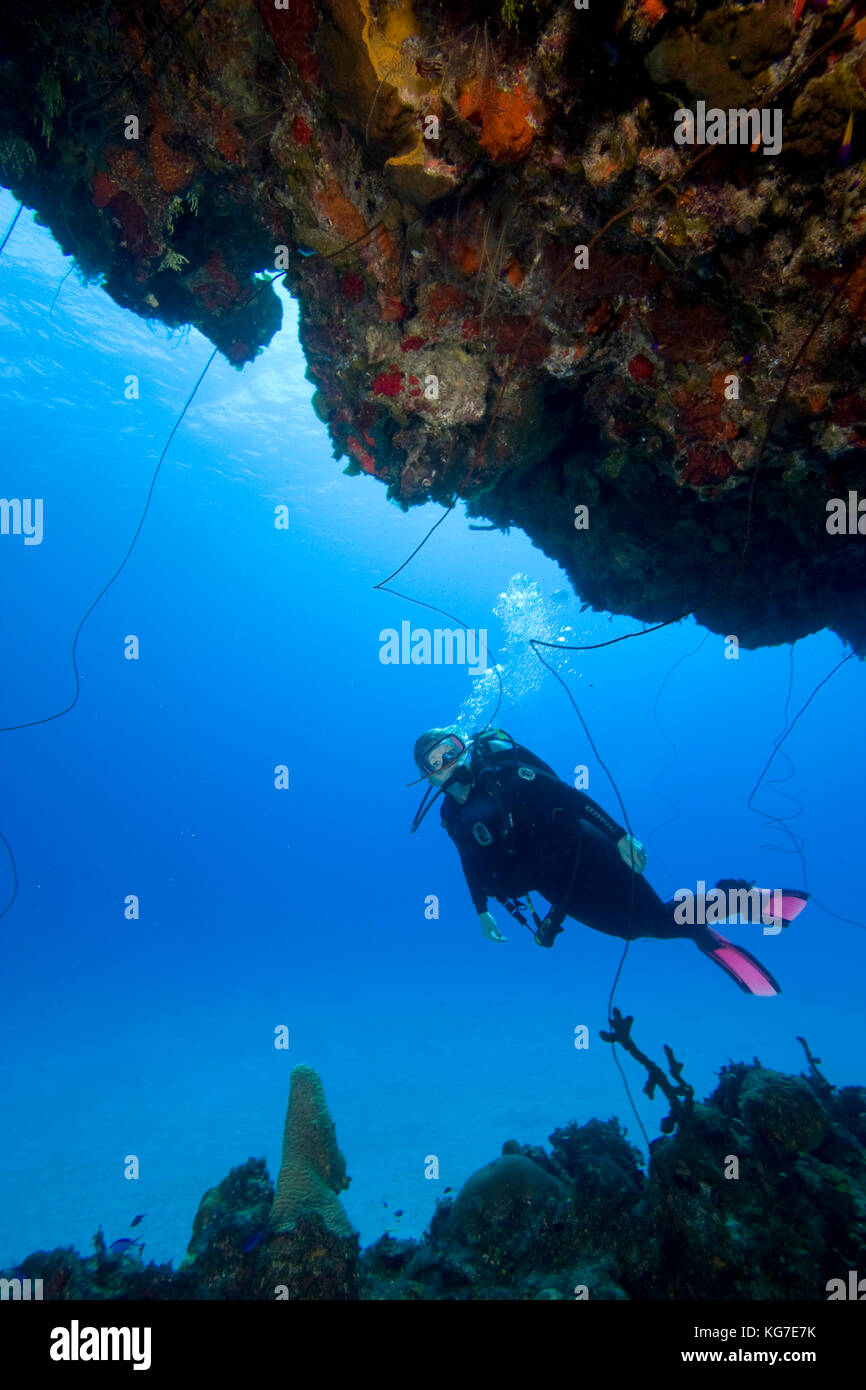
left=5, top=1038, right=866, bottom=1302
left=1, top=1, right=866, bottom=647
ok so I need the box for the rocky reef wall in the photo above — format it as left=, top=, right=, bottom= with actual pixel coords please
left=2, top=0, right=866, bottom=645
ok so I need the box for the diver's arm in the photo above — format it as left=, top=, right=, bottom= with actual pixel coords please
left=457, top=854, right=507, bottom=941
left=568, top=788, right=627, bottom=841
left=529, top=775, right=625, bottom=841
left=478, top=910, right=506, bottom=942
left=460, top=855, right=489, bottom=915
left=561, top=787, right=646, bottom=871
left=442, top=805, right=497, bottom=920
left=530, top=777, right=646, bottom=872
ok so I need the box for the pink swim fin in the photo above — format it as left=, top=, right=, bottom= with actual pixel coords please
left=775, top=890, right=809, bottom=925
left=697, top=928, right=782, bottom=997
left=714, top=881, right=810, bottom=927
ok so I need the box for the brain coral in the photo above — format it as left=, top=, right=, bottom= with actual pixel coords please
left=739, top=1069, right=827, bottom=1155
left=450, top=1154, right=568, bottom=1243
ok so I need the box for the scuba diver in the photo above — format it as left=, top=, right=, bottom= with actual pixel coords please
left=411, top=726, right=810, bottom=997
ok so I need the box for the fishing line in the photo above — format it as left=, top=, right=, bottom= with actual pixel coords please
left=0, top=830, right=18, bottom=922
left=383, top=584, right=505, bottom=733
left=0, top=345, right=218, bottom=736
left=377, top=497, right=649, bottom=1135
left=0, top=202, right=22, bottom=256
left=0, top=203, right=426, bottom=921
left=390, top=574, right=651, bottom=1143
left=527, top=638, right=649, bottom=1146
left=13, top=226, right=419, bottom=734
left=48, top=266, right=75, bottom=317
left=0, top=345, right=217, bottom=917
left=747, top=629, right=866, bottom=932
left=750, top=644, right=807, bottom=867
left=645, top=630, right=712, bottom=882
left=748, top=637, right=863, bottom=830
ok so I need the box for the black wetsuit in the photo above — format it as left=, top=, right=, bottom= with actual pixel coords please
left=440, top=739, right=691, bottom=943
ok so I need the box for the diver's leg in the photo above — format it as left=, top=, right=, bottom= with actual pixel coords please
left=552, top=825, right=785, bottom=994
left=547, top=822, right=680, bottom=941
left=690, top=927, right=782, bottom=995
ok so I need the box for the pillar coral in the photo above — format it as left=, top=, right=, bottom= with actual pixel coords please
left=270, top=1065, right=354, bottom=1238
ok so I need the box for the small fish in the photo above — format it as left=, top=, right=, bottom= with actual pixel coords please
left=242, top=1228, right=266, bottom=1254
left=395, top=1210, right=403, bottom=1218
left=109, top=1238, right=143, bottom=1254
left=840, top=112, right=854, bottom=167
left=130, top=1214, right=145, bottom=1228
left=443, top=1187, right=453, bottom=1195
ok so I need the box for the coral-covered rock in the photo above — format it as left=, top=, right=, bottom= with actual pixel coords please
left=449, top=1153, right=568, bottom=1244
left=181, top=1158, right=274, bottom=1297
left=739, top=1069, right=828, bottom=1154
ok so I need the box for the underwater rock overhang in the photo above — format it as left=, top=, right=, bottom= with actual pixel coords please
left=3, top=0, right=866, bottom=649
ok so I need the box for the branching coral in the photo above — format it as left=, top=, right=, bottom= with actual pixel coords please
left=600, top=1008, right=695, bottom=1133
left=797, top=1035, right=836, bottom=1106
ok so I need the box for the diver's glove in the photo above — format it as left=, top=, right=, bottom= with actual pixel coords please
left=617, top=834, right=647, bottom=874
left=479, top=911, right=507, bottom=943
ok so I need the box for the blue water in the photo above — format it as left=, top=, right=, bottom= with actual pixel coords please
left=2, top=187, right=865, bottom=1271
